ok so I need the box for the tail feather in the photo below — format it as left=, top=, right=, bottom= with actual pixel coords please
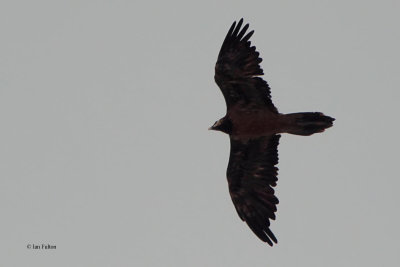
left=285, top=112, right=335, bottom=136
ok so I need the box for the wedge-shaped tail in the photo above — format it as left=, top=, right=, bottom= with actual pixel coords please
left=285, top=112, right=335, bottom=136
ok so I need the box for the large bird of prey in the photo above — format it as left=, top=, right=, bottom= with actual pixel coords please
left=209, top=19, right=334, bottom=246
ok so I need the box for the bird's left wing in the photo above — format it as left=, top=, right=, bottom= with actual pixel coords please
left=214, top=19, right=278, bottom=113
left=227, top=134, right=280, bottom=246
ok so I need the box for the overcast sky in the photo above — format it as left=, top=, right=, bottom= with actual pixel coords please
left=1, top=1, right=399, bottom=266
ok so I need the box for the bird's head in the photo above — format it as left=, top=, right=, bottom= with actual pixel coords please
left=208, top=117, right=233, bottom=134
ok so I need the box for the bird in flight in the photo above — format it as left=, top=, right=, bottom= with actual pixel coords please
left=210, top=19, right=334, bottom=246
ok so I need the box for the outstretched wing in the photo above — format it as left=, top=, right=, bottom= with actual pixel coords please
left=227, top=134, right=280, bottom=246
left=215, top=19, right=278, bottom=113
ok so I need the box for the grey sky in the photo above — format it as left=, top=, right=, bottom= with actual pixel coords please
left=1, top=0, right=399, bottom=266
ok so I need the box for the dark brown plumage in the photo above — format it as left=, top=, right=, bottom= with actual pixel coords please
left=210, top=19, right=334, bottom=246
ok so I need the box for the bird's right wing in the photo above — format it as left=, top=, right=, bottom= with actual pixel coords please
left=214, top=19, right=278, bottom=113
left=227, top=134, right=280, bottom=246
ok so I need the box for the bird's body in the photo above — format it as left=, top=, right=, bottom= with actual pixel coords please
left=210, top=19, right=334, bottom=246
left=218, top=111, right=332, bottom=137
left=230, top=108, right=280, bottom=135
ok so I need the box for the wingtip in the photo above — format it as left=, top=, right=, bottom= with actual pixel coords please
left=242, top=30, right=254, bottom=43
left=232, top=19, right=244, bottom=36
left=265, top=228, right=278, bottom=244
left=265, top=238, right=273, bottom=246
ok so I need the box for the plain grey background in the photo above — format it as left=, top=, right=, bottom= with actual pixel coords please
left=1, top=0, right=399, bottom=266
